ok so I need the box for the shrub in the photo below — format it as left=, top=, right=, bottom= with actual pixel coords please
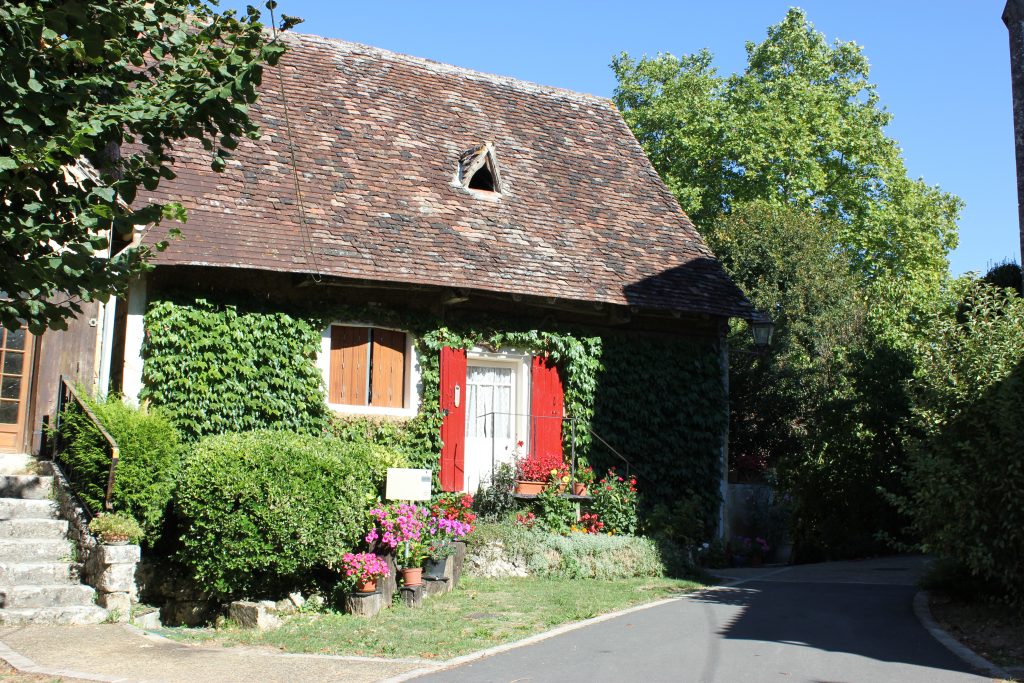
left=174, top=430, right=388, bottom=599
left=590, top=469, right=638, bottom=535
left=466, top=522, right=664, bottom=579
left=59, top=396, right=182, bottom=547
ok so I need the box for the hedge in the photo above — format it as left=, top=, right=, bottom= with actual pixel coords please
left=174, top=430, right=406, bottom=599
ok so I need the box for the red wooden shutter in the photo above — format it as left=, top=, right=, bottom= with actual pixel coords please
left=439, top=346, right=468, bottom=492
left=530, top=355, right=565, bottom=463
left=370, top=329, right=406, bottom=408
left=329, top=326, right=369, bottom=405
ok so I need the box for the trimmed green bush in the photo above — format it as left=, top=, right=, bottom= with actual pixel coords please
left=174, top=430, right=402, bottom=599
left=59, top=396, right=182, bottom=546
left=466, top=522, right=664, bottom=580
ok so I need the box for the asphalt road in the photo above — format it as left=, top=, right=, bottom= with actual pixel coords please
left=412, top=557, right=991, bottom=683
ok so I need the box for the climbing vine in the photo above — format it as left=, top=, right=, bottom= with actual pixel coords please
left=140, top=294, right=726, bottom=533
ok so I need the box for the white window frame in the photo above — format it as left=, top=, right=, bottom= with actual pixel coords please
left=465, top=347, right=532, bottom=448
left=317, top=323, right=421, bottom=418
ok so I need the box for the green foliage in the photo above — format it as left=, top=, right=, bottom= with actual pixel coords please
left=174, top=430, right=384, bottom=599
left=89, top=512, right=143, bottom=544
left=58, top=395, right=181, bottom=546
left=535, top=483, right=577, bottom=534
left=474, top=462, right=518, bottom=522
left=895, top=279, right=1024, bottom=611
left=612, top=8, right=960, bottom=293
left=983, top=260, right=1022, bottom=296
left=141, top=298, right=329, bottom=441
left=589, top=469, right=639, bottom=536
left=591, top=332, right=725, bottom=534
left=329, top=414, right=436, bottom=473
left=467, top=522, right=664, bottom=580
left=900, top=358, right=1024, bottom=612
left=0, top=1, right=297, bottom=333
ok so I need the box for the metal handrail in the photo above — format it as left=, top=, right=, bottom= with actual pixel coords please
left=475, top=410, right=631, bottom=484
left=52, top=375, right=119, bottom=513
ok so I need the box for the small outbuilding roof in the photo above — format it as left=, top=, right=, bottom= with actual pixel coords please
left=144, top=31, right=752, bottom=319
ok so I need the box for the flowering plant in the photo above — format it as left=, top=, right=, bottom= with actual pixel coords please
left=430, top=492, right=477, bottom=532
left=424, top=513, right=473, bottom=561
left=575, top=465, right=596, bottom=486
left=571, top=512, right=605, bottom=534
left=515, top=511, right=536, bottom=528
left=516, top=450, right=566, bottom=482
left=365, top=502, right=430, bottom=567
left=590, top=468, right=638, bottom=535
left=339, top=552, right=389, bottom=588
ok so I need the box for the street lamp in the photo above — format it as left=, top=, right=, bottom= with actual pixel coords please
left=750, top=314, right=775, bottom=349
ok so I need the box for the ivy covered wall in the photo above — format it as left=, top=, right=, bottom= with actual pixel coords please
left=591, top=332, right=727, bottom=531
left=139, top=289, right=725, bottom=527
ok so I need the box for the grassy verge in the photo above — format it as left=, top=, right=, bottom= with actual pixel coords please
left=164, top=576, right=703, bottom=660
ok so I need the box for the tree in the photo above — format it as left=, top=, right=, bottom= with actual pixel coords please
left=612, top=10, right=963, bottom=558
left=0, top=0, right=299, bottom=333
left=612, top=8, right=961, bottom=296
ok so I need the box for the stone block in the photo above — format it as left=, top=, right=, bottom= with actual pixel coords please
left=345, top=591, right=383, bottom=617
left=93, top=544, right=141, bottom=565
left=95, top=563, right=137, bottom=594
left=133, top=609, right=162, bottom=630
left=229, top=600, right=282, bottom=630
left=424, top=577, right=450, bottom=597
left=288, top=592, right=305, bottom=609
left=98, top=592, right=131, bottom=620
left=275, top=599, right=297, bottom=615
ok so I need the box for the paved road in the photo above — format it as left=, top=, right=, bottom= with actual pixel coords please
left=412, top=556, right=992, bottom=683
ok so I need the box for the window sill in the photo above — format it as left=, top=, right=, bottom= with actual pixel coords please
left=327, top=403, right=418, bottom=419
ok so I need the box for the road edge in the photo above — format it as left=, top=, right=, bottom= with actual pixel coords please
left=913, top=590, right=1010, bottom=680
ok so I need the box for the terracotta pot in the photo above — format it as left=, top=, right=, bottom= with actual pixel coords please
left=572, top=482, right=589, bottom=496
left=354, top=578, right=378, bottom=593
left=401, top=567, right=423, bottom=586
left=514, top=480, right=545, bottom=495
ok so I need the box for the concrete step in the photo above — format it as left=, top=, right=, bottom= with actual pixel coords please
left=0, top=605, right=107, bottom=625
left=0, top=518, right=68, bottom=540
left=0, top=454, right=34, bottom=475
left=0, top=474, right=53, bottom=500
left=0, top=498, right=59, bottom=520
left=0, top=583, right=96, bottom=609
left=0, top=562, right=81, bottom=585
left=0, top=539, right=73, bottom=563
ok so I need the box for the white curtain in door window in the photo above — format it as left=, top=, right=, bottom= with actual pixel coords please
left=465, top=366, right=513, bottom=439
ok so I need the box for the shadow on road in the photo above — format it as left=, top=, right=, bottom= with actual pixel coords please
left=689, top=580, right=979, bottom=677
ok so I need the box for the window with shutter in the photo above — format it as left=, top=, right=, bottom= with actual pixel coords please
left=325, top=325, right=409, bottom=410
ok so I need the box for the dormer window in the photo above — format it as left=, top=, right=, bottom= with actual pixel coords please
left=459, top=141, right=502, bottom=194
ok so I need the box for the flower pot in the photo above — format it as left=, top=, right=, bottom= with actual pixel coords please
left=572, top=482, right=588, bottom=496
left=100, top=536, right=130, bottom=546
left=514, top=480, right=545, bottom=495
left=354, top=578, right=378, bottom=594
left=401, top=567, right=423, bottom=586
left=423, top=557, right=447, bottom=580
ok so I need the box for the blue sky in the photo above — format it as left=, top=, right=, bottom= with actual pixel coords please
left=223, top=1, right=1018, bottom=276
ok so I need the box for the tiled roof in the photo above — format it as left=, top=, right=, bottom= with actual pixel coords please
left=143, top=32, right=753, bottom=319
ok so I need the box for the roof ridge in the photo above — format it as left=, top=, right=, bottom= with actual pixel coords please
left=281, top=31, right=614, bottom=107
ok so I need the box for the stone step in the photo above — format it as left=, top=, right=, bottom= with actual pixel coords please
left=0, top=562, right=81, bottom=585
left=0, top=583, right=96, bottom=609
left=0, top=605, right=107, bottom=625
left=0, top=539, right=72, bottom=563
left=0, top=474, right=53, bottom=500
left=0, top=454, right=34, bottom=475
left=0, top=518, right=68, bottom=540
left=0, top=498, right=59, bottom=520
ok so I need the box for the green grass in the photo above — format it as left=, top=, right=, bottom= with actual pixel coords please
left=164, top=576, right=704, bottom=660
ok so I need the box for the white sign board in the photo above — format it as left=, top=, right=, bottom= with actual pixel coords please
left=385, top=468, right=432, bottom=501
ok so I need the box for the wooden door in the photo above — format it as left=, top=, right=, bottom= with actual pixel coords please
left=0, top=327, right=33, bottom=452
left=439, top=346, right=467, bottom=492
